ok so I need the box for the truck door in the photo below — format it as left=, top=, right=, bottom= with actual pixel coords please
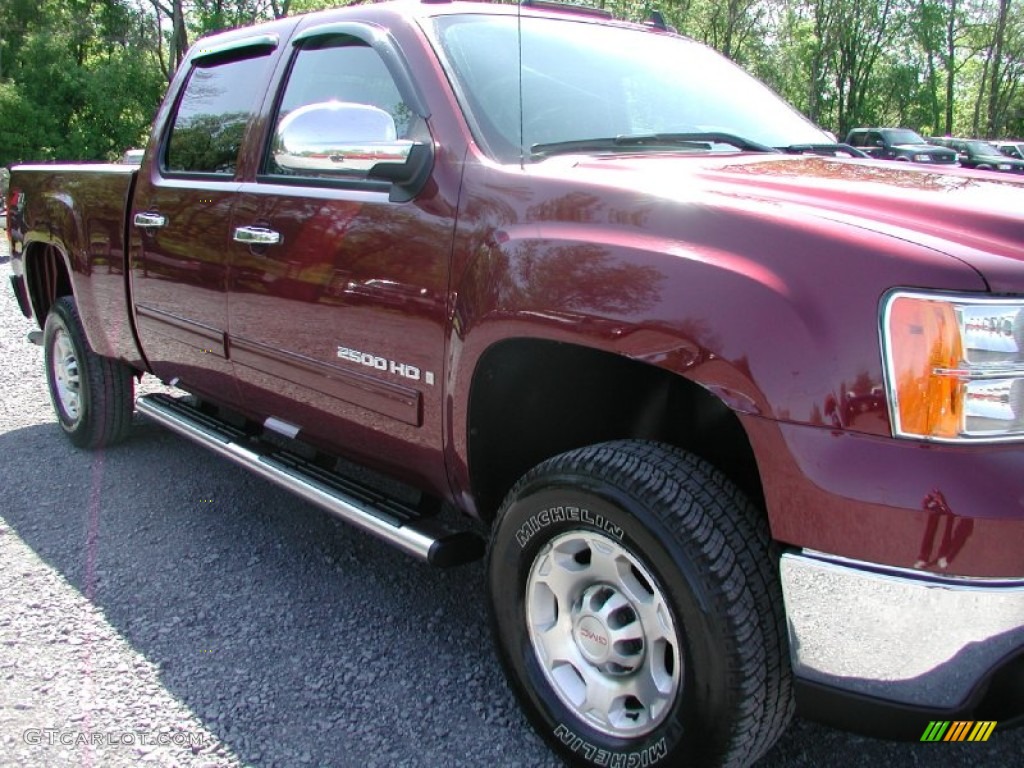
left=129, top=38, right=277, bottom=402
left=226, top=26, right=456, bottom=487
left=864, top=131, right=886, bottom=159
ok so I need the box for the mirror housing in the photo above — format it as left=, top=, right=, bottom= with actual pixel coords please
left=272, top=101, right=432, bottom=199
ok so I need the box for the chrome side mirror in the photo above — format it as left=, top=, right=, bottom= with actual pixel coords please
left=273, top=101, right=415, bottom=175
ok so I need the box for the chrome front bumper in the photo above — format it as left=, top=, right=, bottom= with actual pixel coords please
left=780, top=551, right=1024, bottom=708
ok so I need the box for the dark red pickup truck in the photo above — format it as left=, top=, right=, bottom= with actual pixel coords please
left=6, top=2, right=1024, bottom=765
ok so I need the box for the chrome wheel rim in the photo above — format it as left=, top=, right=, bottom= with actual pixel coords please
left=51, top=328, right=82, bottom=424
left=525, top=530, right=681, bottom=738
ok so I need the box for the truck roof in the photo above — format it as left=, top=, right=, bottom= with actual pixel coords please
left=186, top=0, right=680, bottom=65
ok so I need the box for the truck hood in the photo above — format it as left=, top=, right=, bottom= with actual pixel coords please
left=540, top=153, right=1024, bottom=294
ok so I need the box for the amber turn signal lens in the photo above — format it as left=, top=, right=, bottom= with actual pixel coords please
left=886, top=296, right=964, bottom=438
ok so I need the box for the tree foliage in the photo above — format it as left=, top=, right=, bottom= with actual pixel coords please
left=0, top=0, right=166, bottom=165
left=1, top=0, right=1023, bottom=167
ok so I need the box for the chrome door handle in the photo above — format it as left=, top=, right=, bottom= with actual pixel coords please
left=233, top=226, right=282, bottom=246
left=134, top=212, right=167, bottom=228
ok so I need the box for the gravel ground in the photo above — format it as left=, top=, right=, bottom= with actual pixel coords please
left=0, top=233, right=1020, bottom=768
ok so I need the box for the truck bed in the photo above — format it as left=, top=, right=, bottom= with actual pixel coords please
left=8, top=164, right=143, bottom=365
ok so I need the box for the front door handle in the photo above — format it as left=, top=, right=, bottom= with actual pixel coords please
left=233, top=226, right=282, bottom=246
left=134, top=212, right=167, bottom=228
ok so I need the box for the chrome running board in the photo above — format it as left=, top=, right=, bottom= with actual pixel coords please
left=136, top=393, right=483, bottom=567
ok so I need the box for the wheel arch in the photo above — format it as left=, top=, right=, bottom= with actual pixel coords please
left=21, top=229, right=143, bottom=365
left=465, top=337, right=764, bottom=523
left=23, top=239, right=74, bottom=328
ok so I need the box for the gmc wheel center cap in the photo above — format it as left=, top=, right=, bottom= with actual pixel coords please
left=574, top=615, right=611, bottom=663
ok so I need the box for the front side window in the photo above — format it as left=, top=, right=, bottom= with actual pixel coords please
left=264, top=35, right=415, bottom=178
left=165, top=51, right=272, bottom=175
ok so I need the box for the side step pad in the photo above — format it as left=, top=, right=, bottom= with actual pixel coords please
left=136, top=394, right=484, bottom=567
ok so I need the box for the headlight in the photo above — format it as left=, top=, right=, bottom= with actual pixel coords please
left=881, top=291, right=1024, bottom=441
left=914, top=154, right=929, bottom=162
left=998, top=163, right=1011, bottom=170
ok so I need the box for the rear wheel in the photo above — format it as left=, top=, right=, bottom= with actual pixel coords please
left=43, top=296, right=134, bottom=449
left=487, top=441, right=793, bottom=767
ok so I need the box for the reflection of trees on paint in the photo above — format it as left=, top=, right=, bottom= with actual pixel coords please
left=510, top=242, right=663, bottom=316
left=509, top=191, right=664, bottom=316
left=460, top=242, right=665, bottom=325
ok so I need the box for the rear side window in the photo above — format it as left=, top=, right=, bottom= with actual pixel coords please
left=165, top=52, right=272, bottom=176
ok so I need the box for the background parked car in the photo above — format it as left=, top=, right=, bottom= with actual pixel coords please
left=994, top=140, right=1024, bottom=161
left=929, top=137, right=1024, bottom=172
left=845, top=127, right=958, bottom=164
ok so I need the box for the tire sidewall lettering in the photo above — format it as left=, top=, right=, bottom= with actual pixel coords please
left=491, top=484, right=695, bottom=766
left=514, top=505, right=625, bottom=548
left=553, top=723, right=670, bottom=767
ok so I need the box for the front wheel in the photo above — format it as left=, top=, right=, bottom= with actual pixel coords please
left=487, top=441, right=793, bottom=767
left=43, top=296, right=134, bottom=449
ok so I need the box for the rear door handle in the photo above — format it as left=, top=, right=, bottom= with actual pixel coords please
left=233, top=226, right=282, bottom=246
left=134, top=212, right=167, bottom=228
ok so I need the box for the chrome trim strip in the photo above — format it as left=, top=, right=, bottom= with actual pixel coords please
left=780, top=550, right=1024, bottom=708
left=798, top=548, right=1024, bottom=586
left=136, top=396, right=436, bottom=561
left=933, top=365, right=1024, bottom=380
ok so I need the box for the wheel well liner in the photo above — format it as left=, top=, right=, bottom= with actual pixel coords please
left=467, top=338, right=763, bottom=520
left=24, top=242, right=73, bottom=326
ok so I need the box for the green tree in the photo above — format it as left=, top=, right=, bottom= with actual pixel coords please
left=0, top=1, right=164, bottom=164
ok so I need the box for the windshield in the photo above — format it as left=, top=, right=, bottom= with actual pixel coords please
left=430, top=14, right=829, bottom=163
left=885, top=129, right=927, bottom=145
left=965, top=140, right=1001, bottom=156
